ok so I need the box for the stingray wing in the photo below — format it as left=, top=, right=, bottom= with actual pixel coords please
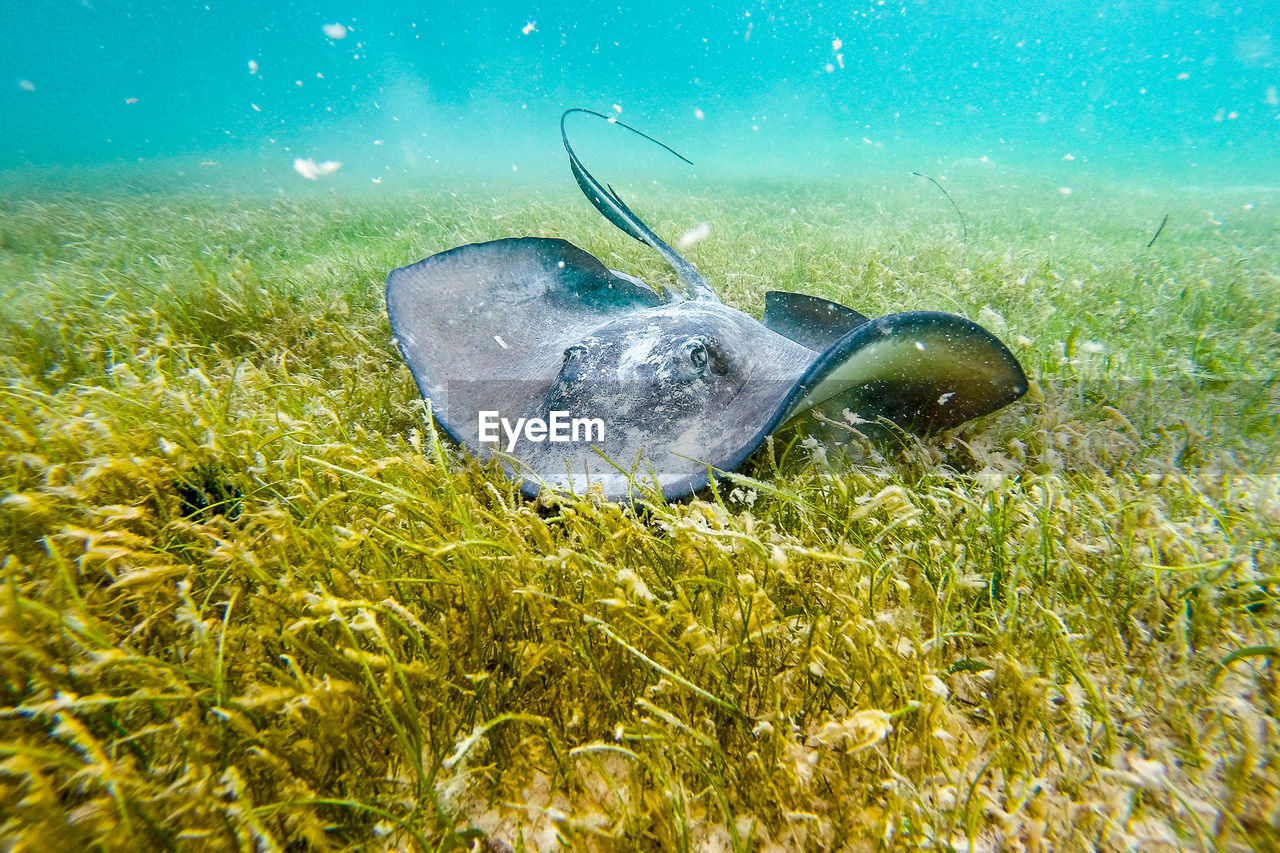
left=762, top=291, right=870, bottom=350
left=778, top=311, right=1028, bottom=432
left=386, top=237, right=663, bottom=446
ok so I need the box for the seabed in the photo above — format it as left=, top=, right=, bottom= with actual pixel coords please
left=1, top=173, right=1277, bottom=850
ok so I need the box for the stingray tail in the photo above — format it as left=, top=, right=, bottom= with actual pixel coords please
left=561, top=108, right=719, bottom=303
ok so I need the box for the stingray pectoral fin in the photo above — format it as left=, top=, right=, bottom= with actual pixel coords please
left=763, top=291, right=870, bottom=351
left=385, top=237, right=663, bottom=445
left=781, top=311, right=1028, bottom=432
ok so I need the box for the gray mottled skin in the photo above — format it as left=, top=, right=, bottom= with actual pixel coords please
left=385, top=111, right=1028, bottom=501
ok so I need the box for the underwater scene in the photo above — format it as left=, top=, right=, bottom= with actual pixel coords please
left=2, top=1, right=1278, bottom=850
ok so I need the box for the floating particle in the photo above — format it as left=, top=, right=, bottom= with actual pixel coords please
left=1267, top=86, right=1279, bottom=106
left=1059, top=186, right=1073, bottom=195
left=676, top=222, right=711, bottom=250
left=251, top=103, right=261, bottom=111
left=371, top=176, right=382, bottom=184
left=824, top=62, right=835, bottom=73
left=1063, top=153, right=1075, bottom=160
left=694, top=107, right=705, bottom=119
left=832, top=38, right=843, bottom=51
left=1176, top=71, right=1190, bottom=80
left=522, top=20, right=536, bottom=35
left=612, top=103, right=622, bottom=113
left=125, top=97, right=138, bottom=104
left=745, top=21, right=752, bottom=41
left=292, top=157, right=342, bottom=179
left=18, top=79, right=34, bottom=91
left=837, top=53, right=844, bottom=68
left=323, top=22, right=348, bottom=40
left=248, top=59, right=258, bottom=74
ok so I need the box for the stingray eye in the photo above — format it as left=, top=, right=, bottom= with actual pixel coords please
left=560, top=345, right=589, bottom=382
left=687, top=341, right=708, bottom=371
left=674, top=336, right=718, bottom=382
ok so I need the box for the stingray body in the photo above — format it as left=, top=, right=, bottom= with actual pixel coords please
left=386, top=110, right=1027, bottom=501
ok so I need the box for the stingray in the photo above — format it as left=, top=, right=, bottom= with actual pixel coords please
left=386, top=109, right=1027, bottom=501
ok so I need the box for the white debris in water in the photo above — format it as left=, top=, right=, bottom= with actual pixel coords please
left=615, top=568, right=655, bottom=602
left=247, top=59, right=258, bottom=74
left=18, top=79, right=35, bottom=92
left=292, top=158, right=342, bottom=179
left=977, top=305, right=1008, bottom=335
left=1126, top=753, right=1169, bottom=791
left=938, top=391, right=955, bottom=405
left=521, top=21, right=536, bottom=35
left=493, top=335, right=510, bottom=350
left=676, top=222, right=711, bottom=250
left=323, top=22, right=348, bottom=40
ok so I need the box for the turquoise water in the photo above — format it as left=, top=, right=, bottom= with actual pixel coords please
left=4, top=1, right=1276, bottom=187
